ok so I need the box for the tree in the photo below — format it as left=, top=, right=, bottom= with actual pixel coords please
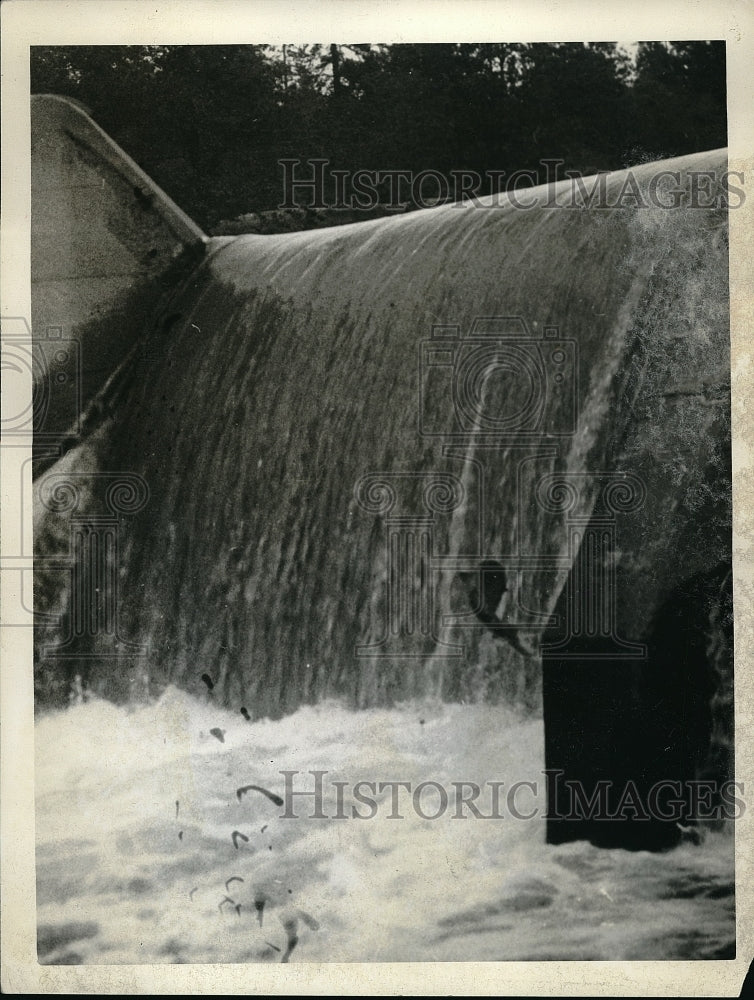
left=631, top=41, right=727, bottom=160
left=31, top=41, right=727, bottom=226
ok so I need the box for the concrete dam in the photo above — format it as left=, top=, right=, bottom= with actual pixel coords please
left=30, top=95, right=733, bottom=850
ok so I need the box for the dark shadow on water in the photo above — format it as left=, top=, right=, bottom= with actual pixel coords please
left=37, top=920, right=99, bottom=961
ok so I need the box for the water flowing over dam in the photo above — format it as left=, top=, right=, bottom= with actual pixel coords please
left=31, top=97, right=733, bottom=851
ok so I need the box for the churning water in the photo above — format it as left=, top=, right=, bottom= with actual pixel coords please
left=35, top=689, right=734, bottom=963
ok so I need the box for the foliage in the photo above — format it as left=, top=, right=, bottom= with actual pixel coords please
left=31, top=42, right=727, bottom=229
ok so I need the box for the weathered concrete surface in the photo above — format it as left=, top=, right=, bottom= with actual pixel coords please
left=31, top=94, right=206, bottom=461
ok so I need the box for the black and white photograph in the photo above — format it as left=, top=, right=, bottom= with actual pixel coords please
left=1, top=1, right=753, bottom=994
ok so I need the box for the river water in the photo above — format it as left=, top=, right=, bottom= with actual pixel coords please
left=35, top=689, right=735, bottom=964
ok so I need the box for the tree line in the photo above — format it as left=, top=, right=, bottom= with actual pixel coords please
left=31, top=42, right=727, bottom=230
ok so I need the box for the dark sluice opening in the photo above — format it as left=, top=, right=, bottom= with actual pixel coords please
left=542, top=561, right=733, bottom=852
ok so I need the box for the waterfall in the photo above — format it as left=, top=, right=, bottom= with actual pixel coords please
left=33, top=149, right=731, bottom=729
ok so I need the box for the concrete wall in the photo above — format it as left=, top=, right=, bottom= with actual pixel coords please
left=31, top=94, right=206, bottom=465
